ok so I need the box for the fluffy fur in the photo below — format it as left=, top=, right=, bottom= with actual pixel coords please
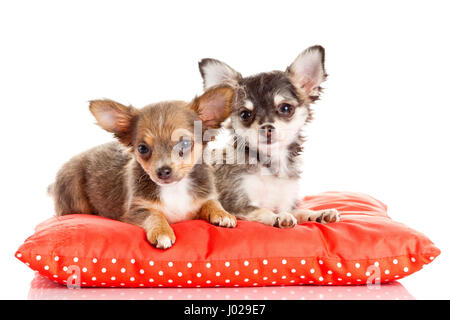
left=49, top=86, right=237, bottom=249
left=199, top=45, right=340, bottom=228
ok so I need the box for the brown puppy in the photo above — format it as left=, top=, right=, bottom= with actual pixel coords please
left=49, top=85, right=237, bottom=249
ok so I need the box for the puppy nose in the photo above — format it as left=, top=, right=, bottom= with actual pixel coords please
left=156, top=166, right=172, bottom=180
left=260, top=124, right=275, bottom=138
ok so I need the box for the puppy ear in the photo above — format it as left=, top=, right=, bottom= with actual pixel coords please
left=286, top=45, right=327, bottom=100
left=190, top=86, right=235, bottom=129
left=198, top=58, right=241, bottom=89
left=89, top=99, right=137, bottom=146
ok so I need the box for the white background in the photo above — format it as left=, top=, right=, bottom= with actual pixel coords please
left=1, top=0, right=449, bottom=299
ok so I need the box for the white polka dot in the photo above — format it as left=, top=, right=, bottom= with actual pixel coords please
left=253, top=269, right=259, bottom=274
left=225, top=261, right=230, bottom=267
left=263, top=277, right=269, bottom=280
left=73, top=257, right=79, bottom=262
left=111, top=276, right=116, bottom=281
left=225, top=279, right=230, bottom=283
left=244, top=261, right=249, bottom=266
left=36, top=255, right=41, bottom=261
left=282, top=259, right=287, bottom=264
left=54, top=256, right=59, bottom=261
left=92, top=258, right=97, bottom=263
left=319, top=260, right=323, bottom=265
left=355, top=263, right=360, bottom=268
left=430, top=256, right=434, bottom=260
left=301, top=259, right=306, bottom=265
left=216, top=272, right=221, bottom=276
left=16, top=253, right=22, bottom=258
left=365, top=271, right=371, bottom=276
left=178, top=272, right=183, bottom=277
left=319, top=277, right=324, bottom=281
left=149, top=278, right=154, bottom=282
left=168, top=279, right=173, bottom=283
left=393, top=259, right=398, bottom=264
left=111, top=258, right=117, bottom=264
left=168, top=262, right=173, bottom=267
left=63, top=266, right=68, bottom=271
left=272, top=268, right=278, bottom=273
left=139, top=269, right=144, bottom=274
left=44, top=265, right=49, bottom=270
left=403, top=267, right=409, bottom=272
left=91, top=277, right=96, bottom=281
left=187, top=262, right=192, bottom=268
left=130, top=259, right=135, bottom=264
left=82, top=267, right=87, bottom=272
left=337, top=262, right=342, bottom=268
left=130, top=277, right=135, bottom=281
left=291, top=268, right=296, bottom=273
left=235, top=271, right=240, bottom=276
left=385, top=270, right=390, bottom=275
left=263, top=259, right=268, bottom=265
left=101, top=268, right=107, bottom=273
left=149, top=261, right=154, bottom=266
left=310, top=268, right=315, bottom=274
left=158, top=271, right=164, bottom=276
left=206, top=280, right=211, bottom=284
left=121, top=268, right=126, bottom=273
left=197, top=273, right=202, bottom=278
left=328, top=270, right=333, bottom=275
left=206, top=262, right=211, bottom=268
left=300, top=275, right=305, bottom=279
left=411, top=257, right=416, bottom=263
left=347, top=272, right=352, bottom=277
left=374, top=261, right=379, bottom=267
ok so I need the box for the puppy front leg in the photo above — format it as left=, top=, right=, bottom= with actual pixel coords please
left=293, top=208, right=340, bottom=224
left=198, top=199, right=237, bottom=228
left=235, top=206, right=297, bottom=229
left=122, top=205, right=175, bottom=249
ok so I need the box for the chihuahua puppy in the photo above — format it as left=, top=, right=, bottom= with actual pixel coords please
left=199, top=46, right=340, bottom=228
left=49, top=85, right=237, bottom=249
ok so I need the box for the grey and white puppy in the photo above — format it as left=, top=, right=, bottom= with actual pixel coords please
left=199, top=45, right=340, bottom=228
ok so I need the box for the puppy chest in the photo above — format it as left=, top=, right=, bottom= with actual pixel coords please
left=159, top=179, right=202, bottom=224
left=241, top=171, right=300, bottom=213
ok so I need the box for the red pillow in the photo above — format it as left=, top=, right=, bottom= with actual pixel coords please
left=15, top=192, right=440, bottom=288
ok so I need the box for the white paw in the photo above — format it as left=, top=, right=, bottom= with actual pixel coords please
left=155, top=234, right=175, bottom=249
left=210, top=212, right=237, bottom=228
left=274, top=212, right=297, bottom=228
left=311, top=208, right=340, bottom=224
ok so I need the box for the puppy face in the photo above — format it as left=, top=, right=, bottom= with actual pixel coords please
left=199, top=46, right=327, bottom=152
left=89, top=86, right=234, bottom=186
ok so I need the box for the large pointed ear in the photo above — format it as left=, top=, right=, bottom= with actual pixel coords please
left=190, top=85, right=235, bottom=129
left=89, top=99, right=138, bottom=146
left=286, top=45, right=327, bottom=100
left=198, top=58, right=241, bottom=89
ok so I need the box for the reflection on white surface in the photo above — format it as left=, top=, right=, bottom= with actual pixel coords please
left=28, top=274, right=414, bottom=300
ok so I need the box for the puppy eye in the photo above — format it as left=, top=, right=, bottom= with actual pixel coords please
left=177, top=139, right=192, bottom=157
left=137, top=143, right=150, bottom=155
left=180, top=139, right=192, bottom=150
left=240, top=109, right=253, bottom=121
left=278, top=103, right=294, bottom=117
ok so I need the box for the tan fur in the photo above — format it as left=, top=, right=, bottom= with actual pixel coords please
left=50, top=85, right=236, bottom=249
left=198, top=199, right=237, bottom=228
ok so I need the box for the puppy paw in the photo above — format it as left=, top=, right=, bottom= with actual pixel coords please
left=209, top=209, right=237, bottom=228
left=147, top=227, right=176, bottom=249
left=309, top=208, right=340, bottom=224
left=274, top=212, right=297, bottom=228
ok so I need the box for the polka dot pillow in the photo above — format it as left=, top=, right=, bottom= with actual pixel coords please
left=15, top=192, right=440, bottom=288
